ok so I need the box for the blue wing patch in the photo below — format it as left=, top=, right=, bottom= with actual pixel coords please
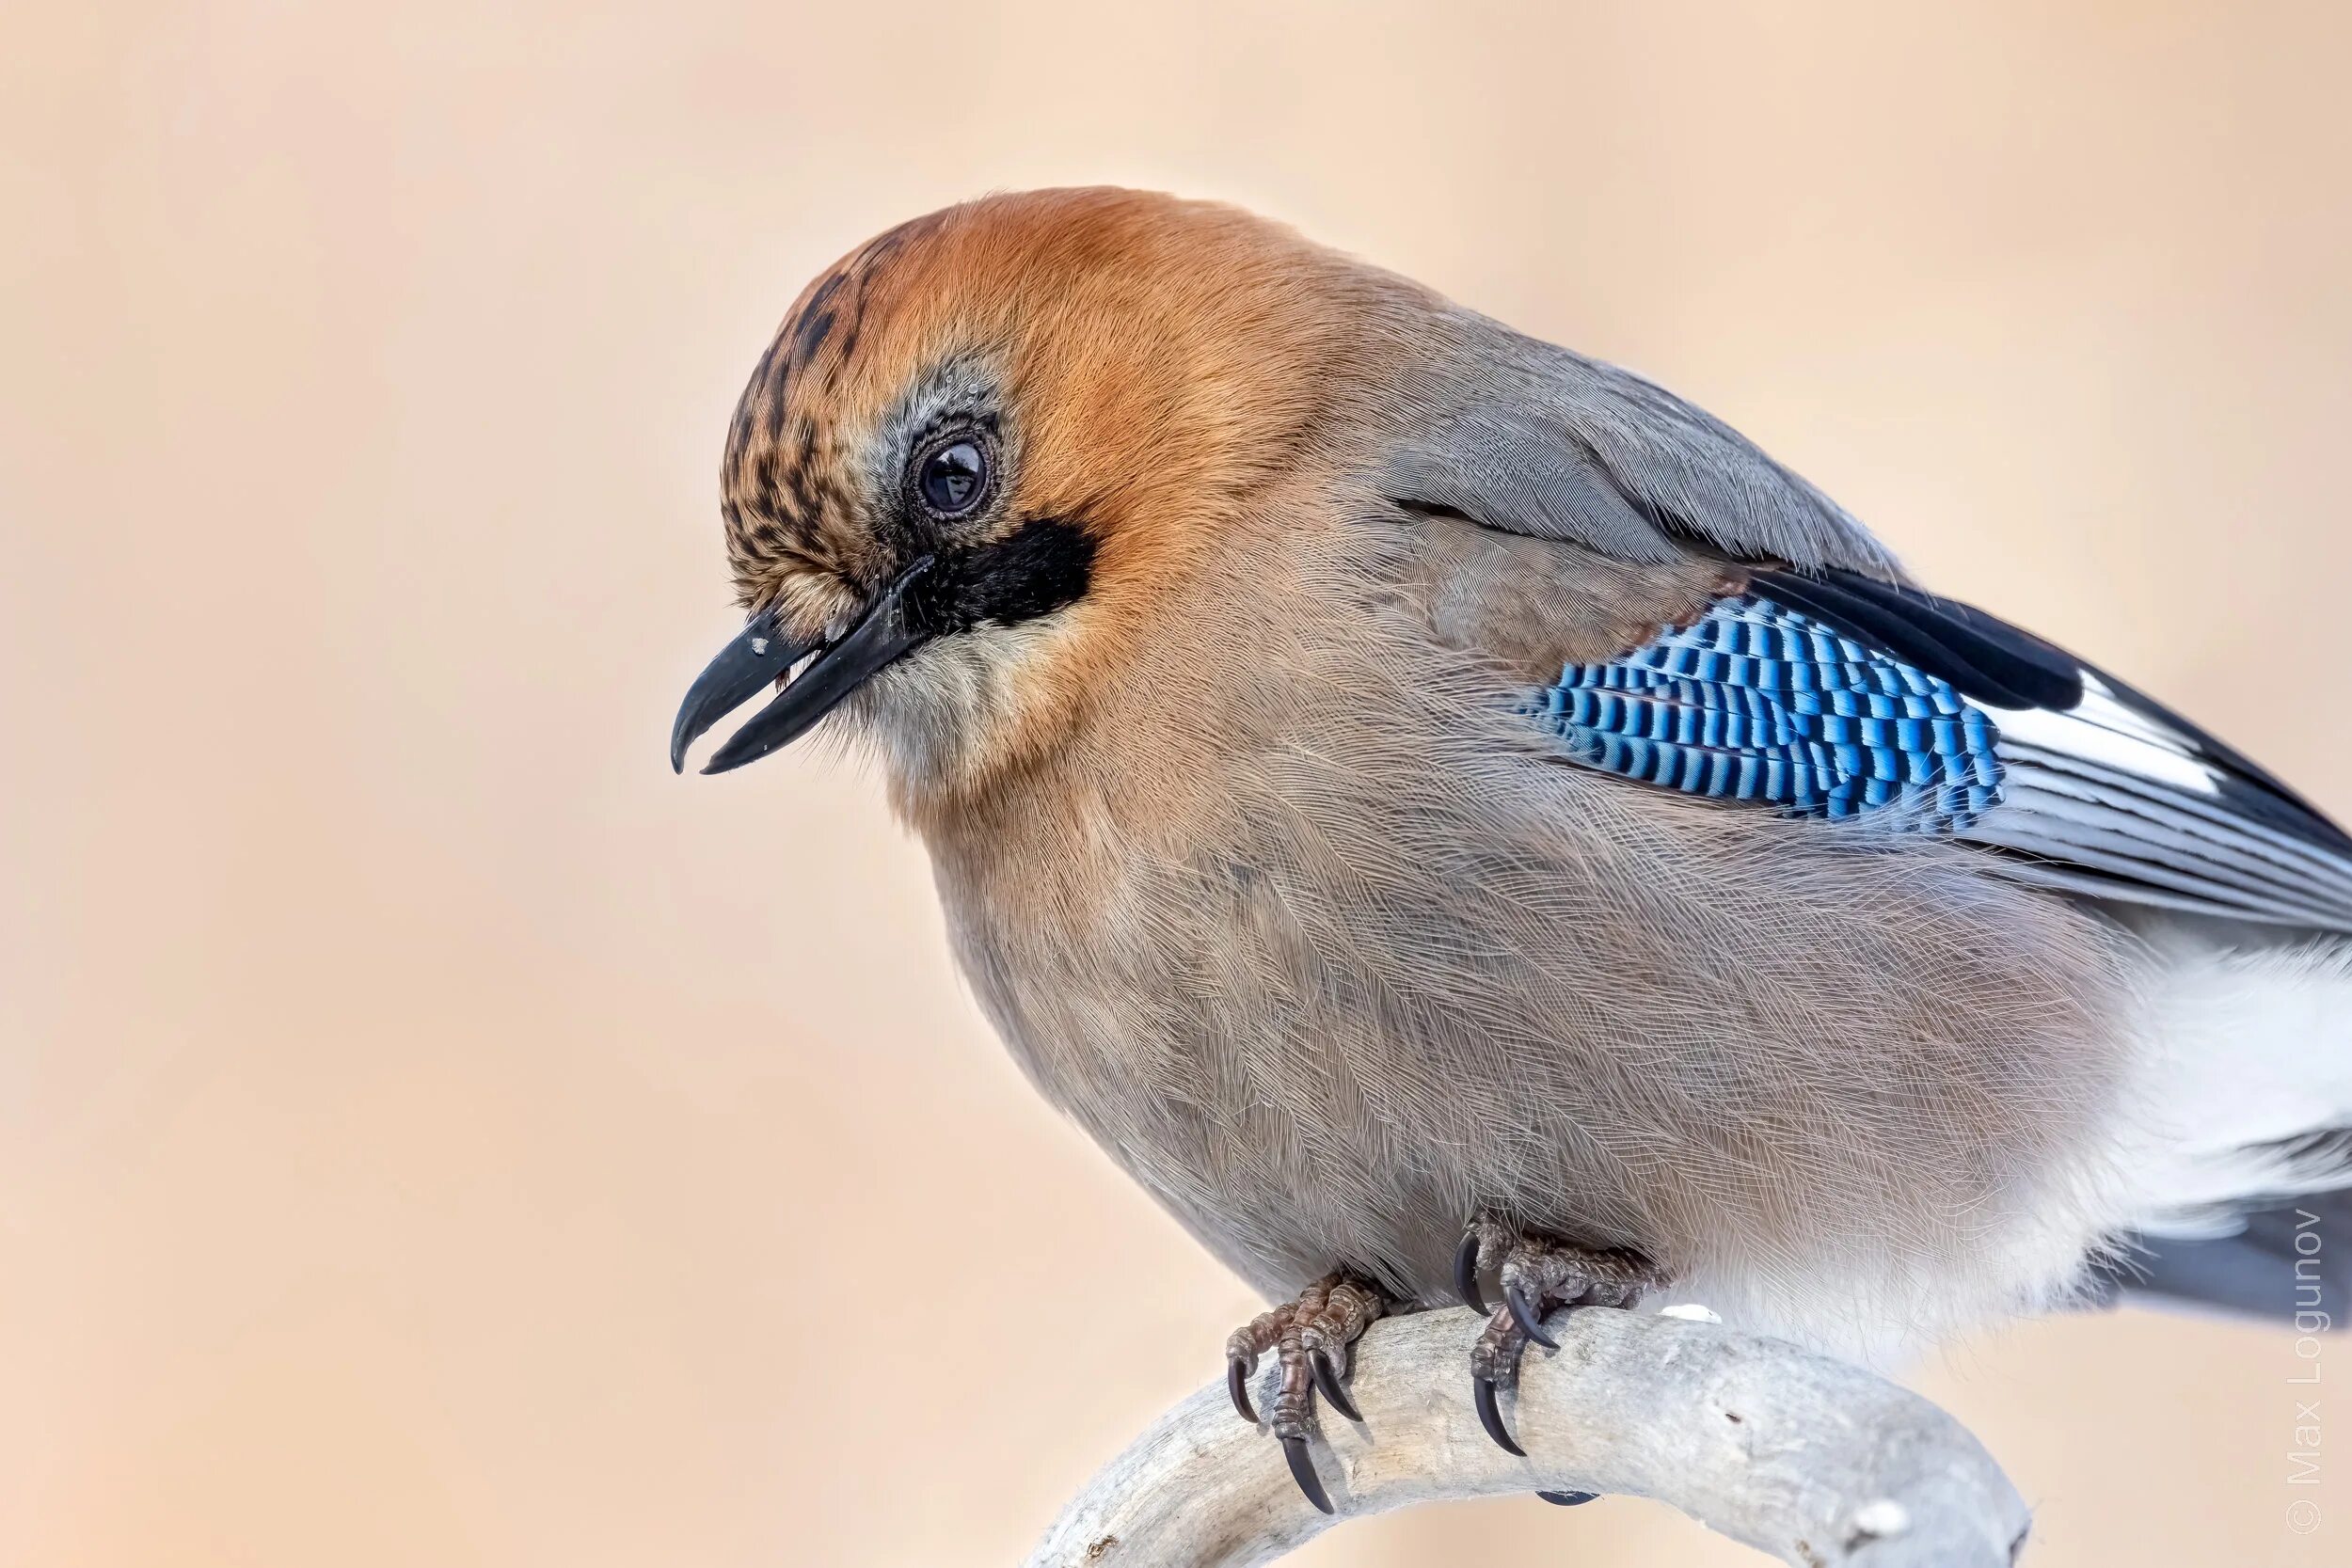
left=1526, top=594, right=2005, bottom=832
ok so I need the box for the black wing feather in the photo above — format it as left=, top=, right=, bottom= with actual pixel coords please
left=1754, top=568, right=2352, bottom=931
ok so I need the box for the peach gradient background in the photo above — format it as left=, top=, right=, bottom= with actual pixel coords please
left=6, top=5, right=2349, bottom=1565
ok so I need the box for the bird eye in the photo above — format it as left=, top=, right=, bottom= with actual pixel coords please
left=914, top=436, right=991, bottom=518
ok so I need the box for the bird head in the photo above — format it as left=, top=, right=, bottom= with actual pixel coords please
left=670, top=187, right=1383, bottom=801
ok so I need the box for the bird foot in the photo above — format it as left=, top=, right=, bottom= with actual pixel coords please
left=1224, top=1273, right=1390, bottom=1513
left=1454, top=1215, right=1667, bottom=1462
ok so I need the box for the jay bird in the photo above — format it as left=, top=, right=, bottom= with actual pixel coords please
left=672, top=188, right=2352, bottom=1511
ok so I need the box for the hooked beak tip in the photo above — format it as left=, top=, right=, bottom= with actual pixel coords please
left=670, top=558, right=938, bottom=778
left=669, top=609, right=803, bottom=777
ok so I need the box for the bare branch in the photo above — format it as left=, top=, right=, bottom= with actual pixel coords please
left=1025, top=1306, right=2027, bottom=1568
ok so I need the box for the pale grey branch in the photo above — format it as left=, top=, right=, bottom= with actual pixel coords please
left=1025, top=1307, right=2027, bottom=1568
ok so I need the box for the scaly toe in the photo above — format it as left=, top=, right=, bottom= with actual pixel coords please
left=1464, top=1228, right=1670, bottom=1461
left=1223, top=1273, right=1392, bottom=1513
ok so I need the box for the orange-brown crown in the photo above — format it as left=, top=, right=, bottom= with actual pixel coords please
left=720, top=188, right=1401, bottom=623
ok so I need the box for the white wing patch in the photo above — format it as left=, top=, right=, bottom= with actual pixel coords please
left=1989, top=678, right=2225, bottom=799
left=1964, top=673, right=2352, bottom=932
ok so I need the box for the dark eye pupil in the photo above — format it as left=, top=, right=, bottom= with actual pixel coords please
left=920, top=440, right=986, bottom=515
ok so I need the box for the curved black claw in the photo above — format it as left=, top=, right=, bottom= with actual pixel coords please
left=1281, top=1434, right=1335, bottom=1513
left=1536, top=1489, right=1597, bottom=1506
left=1309, top=1350, right=1361, bottom=1422
left=1454, top=1228, right=1489, bottom=1314
left=1228, top=1356, right=1258, bottom=1424
left=1472, top=1375, right=1526, bottom=1456
left=1505, top=1280, right=1560, bottom=1350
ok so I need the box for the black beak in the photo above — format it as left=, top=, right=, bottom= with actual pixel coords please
left=670, top=557, right=938, bottom=776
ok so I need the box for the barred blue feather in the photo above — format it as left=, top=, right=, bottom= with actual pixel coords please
left=1527, top=594, right=2005, bottom=832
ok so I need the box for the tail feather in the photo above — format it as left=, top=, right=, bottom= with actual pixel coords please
left=2101, top=1189, right=2349, bottom=1324
left=2097, top=918, right=2352, bottom=1323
